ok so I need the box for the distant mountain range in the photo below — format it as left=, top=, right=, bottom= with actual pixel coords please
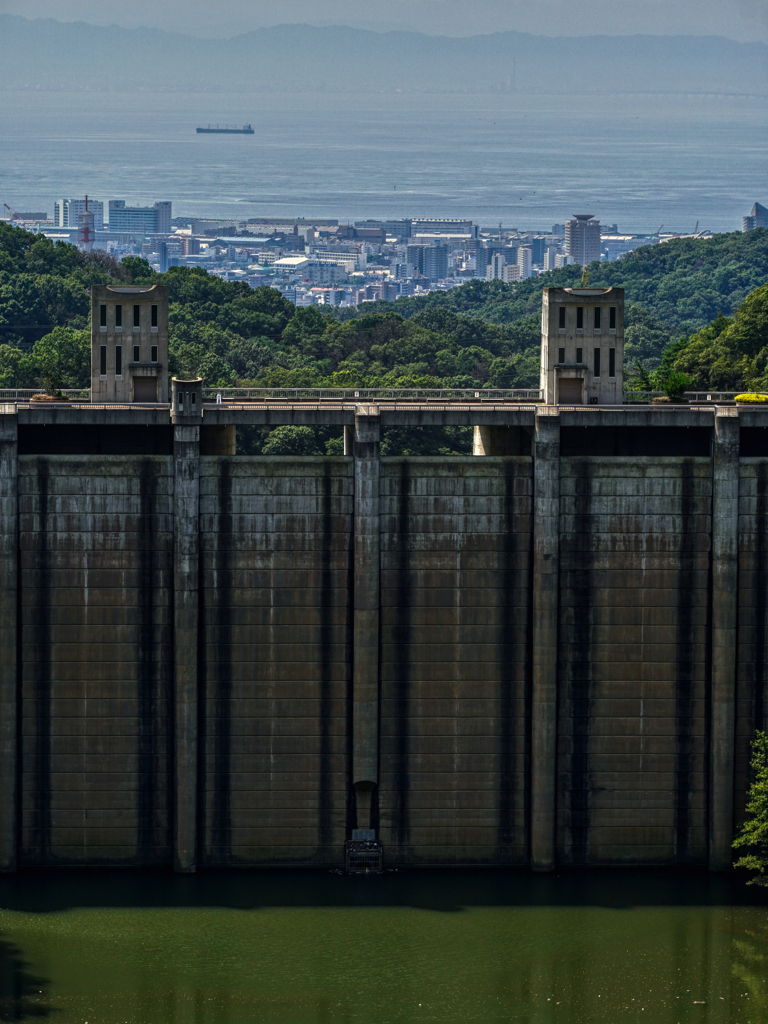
left=1, top=15, right=766, bottom=95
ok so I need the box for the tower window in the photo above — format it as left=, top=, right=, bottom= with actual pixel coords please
left=576, top=348, right=583, bottom=364
left=576, top=306, right=584, bottom=331
left=115, top=345, right=122, bottom=376
left=609, top=348, right=616, bottom=378
left=151, top=304, right=158, bottom=330
left=133, top=345, right=140, bottom=363
left=558, top=348, right=565, bottom=364
left=610, top=306, right=617, bottom=330
left=115, top=304, right=122, bottom=330
left=99, top=304, right=107, bottom=329
left=558, top=306, right=566, bottom=330
left=100, top=346, right=106, bottom=377
left=594, top=307, right=601, bottom=330
left=151, top=345, right=158, bottom=363
left=594, top=348, right=601, bottom=378
left=133, top=304, right=140, bottom=328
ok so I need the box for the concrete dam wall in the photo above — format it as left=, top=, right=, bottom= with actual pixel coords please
left=0, top=401, right=763, bottom=872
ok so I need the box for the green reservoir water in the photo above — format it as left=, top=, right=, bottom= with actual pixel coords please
left=0, top=871, right=766, bottom=1024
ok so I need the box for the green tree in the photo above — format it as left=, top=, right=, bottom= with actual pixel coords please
left=733, top=731, right=768, bottom=884
left=120, top=256, right=155, bottom=283
left=31, top=325, right=90, bottom=389
left=261, top=425, right=322, bottom=455
left=662, top=371, right=691, bottom=399
left=668, top=284, right=768, bottom=390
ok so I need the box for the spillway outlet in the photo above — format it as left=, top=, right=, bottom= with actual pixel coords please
left=346, top=832, right=383, bottom=874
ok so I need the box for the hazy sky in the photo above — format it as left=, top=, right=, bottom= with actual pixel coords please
left=2, top=0, right=767, bottom=41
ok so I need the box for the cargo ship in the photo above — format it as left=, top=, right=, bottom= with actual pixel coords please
left=196, top=124, right=255, bottom=134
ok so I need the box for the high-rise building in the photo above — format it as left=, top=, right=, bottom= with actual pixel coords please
left=486, top=252, right=506, bottom=280
left=423, top=244, right=448, bottom=280
left=531, top=236, right=549, bottom=264
left=565, top=215, right=601, bottom=266
left=158, top=240, right=183, bottom=272
left=108, top=200, right=172, bottom=235
left=517, top=247, right=533, bottom=280
left=743, top=203, right=768, bottom=232
left=55, top=198, right=104, bottom=231
left=544, top=247, right=559, bottom=271
left=392, top=262, right=414, bottom=280
left=406, top=244, right=425, bottom=274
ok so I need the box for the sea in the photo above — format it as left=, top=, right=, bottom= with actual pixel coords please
left=0, top=90, right=766, bottom=234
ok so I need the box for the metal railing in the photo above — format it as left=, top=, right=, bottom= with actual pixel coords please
left=0, top=388, right=91, bottom=401
left=0, top=387, right=751, bottom=406
left=201, top=387, right=544, bottom=403
left=624, top=391, right=741, bottom=403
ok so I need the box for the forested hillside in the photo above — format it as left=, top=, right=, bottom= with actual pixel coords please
left=664, top=283, right=768, bottom=392
left=2, top=223, right=767, bottom=451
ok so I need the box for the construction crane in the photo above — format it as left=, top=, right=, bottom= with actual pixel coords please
left=3, top=203, right=19, bottom=221
left=580, top=264, right=590, bottom=287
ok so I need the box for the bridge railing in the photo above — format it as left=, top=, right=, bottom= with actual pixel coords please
left=0, top=387, right=747, bottom=405
left=201, top=387, right=544, bottom=403
left=0, top=388, right=92, bottom=402
left=624, top=391, right=741, bottom=403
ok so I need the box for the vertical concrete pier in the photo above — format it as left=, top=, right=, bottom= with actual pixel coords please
left=710, top=409, right=739, bottom=871
left=531, top=408, right=560, bottom=871
left=172, top=380, right=202, bottom=872
left=0, top=412, right=17, bottom=871
left=352, top=406, right=381, bottom=829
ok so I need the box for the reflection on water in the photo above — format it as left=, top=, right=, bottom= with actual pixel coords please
left=0, top=870, right=765, bottom=1023
left=0, top=939, right=52, bottom=1022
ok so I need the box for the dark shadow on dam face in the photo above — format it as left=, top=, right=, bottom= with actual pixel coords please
left=560, top=426, right=711, bottom=457
left=0, top=869, right=764, bottom=916
left=18, top=424, right=173, bottom=456
left=0, top=938, right=53, bottom=1022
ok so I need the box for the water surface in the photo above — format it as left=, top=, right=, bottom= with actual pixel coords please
left=0, top=870, right=766, bottom=1023
left=0, top=91, right=765, bottom=233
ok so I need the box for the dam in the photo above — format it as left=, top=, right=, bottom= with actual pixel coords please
left=0, top=282, right=760, bottom=874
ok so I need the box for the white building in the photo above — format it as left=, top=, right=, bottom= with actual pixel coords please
left=565, top=214, right=601, bottom=266
left=602, top=235, right=646, bottom=261
left=486, top=252, right=506, bottom=280
left=55, top=198, right=104, bottom=231
left=517, top=247, right=533, bottom=280
left=107, top=200, right=172, bottom=235
left=272, top=256, right=349, bottom=285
